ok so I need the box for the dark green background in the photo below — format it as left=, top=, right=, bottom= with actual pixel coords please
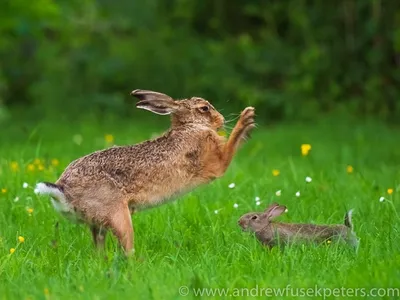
left=1, top=0, right=399, bottom=123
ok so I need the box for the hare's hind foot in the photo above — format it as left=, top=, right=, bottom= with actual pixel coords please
left=91, top=225, right=107, bottom=250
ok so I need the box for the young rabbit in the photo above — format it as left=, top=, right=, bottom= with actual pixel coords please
left=35, top=89, right=256, bottom=255
left=238, top=202, right=359, bottom=249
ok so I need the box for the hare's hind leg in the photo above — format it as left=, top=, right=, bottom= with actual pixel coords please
left=91, top=225, right=107, bottom=250
left=109, top=204, right=134, bottom=255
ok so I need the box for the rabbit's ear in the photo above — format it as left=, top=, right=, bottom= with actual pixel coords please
left=131, top=90, right=179, bottom=115
left=131, top=90, right=174, bottom=102
left=264, top=203, right=286, bottom=220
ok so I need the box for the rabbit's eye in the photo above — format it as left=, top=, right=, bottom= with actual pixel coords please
left=251, top=215, right=258, bottom=220
left=200, top=106, right=209, bottom=112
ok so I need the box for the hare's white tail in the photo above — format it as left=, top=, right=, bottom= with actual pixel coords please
left=344, top=208, right=360, bottom=251
left=344, top=209, right=354, bottom=231
left=34, top=182, right=74, bottom=214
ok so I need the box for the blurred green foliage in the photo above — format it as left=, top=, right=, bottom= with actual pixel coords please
left=1, top=0, right=400, bottom=122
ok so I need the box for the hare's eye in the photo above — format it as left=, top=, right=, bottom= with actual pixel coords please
left=251, top=215, right=258, bottom=220
left=200, top=106, right=209, bottom=112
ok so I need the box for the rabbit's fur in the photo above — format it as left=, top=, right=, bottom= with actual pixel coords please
left=35, top=90, right=256, bottom=255
left=238, top=202, right=359, bottom=249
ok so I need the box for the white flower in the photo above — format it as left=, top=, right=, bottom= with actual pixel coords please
left=22, top=182, right=28, bottom=189
left=233, top=203, right=239, bottom=208
left=305, top=176, right=312, bottom=183
left=285, top=208, right=288, bottom=213
left=379, top=197, right=385, bottom=202
left=295, top=191, right=300, bottom=197
left=256, top=201, right=261, bottom=206
left=214, top=210, right=219, bottom=214
left=14, top=197, right=19, bottom=202
left=255, top=196, right=260, bottom=201
left=275, top=190, right=282, bottom=196
left=228, top=183, right=235, bottom=189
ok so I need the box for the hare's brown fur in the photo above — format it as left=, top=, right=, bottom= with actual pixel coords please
left=36, top=90, right=256, bottom=255
left=238, top=202, right=359, bottom=249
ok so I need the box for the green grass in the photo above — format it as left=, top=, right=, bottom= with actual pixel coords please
left=0, top=113, right=400, bottom=299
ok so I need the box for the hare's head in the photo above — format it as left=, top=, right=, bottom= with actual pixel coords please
left=238, top=202, right=286, bottom=232
left=131, top=90, right=225, bottom=130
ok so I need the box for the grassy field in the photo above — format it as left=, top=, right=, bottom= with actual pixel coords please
left=0, top=112, right=399, bottom=299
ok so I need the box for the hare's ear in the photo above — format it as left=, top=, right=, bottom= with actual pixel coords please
left=264, top=203, right=286, bottom=220
left=131, top=90, right=179, bottom=115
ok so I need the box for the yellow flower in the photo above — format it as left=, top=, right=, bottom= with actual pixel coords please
left=27, top=164, right=35, bottom=172
left=44, top=288, right=50, bottom=296
left=272, top=169, right=280, bottom=177
left=34, top=158, right=41, bottom=165
left=388, top=188, right=394, bottom=195
left=346, top=165, right=354, bottom=173
left=38, top=164, right=45, bottom=171
left=18, top=236, right=25, bottom=243
left=217, top=129, right=227, bottom=137
left=1, top=188, right=6, bottom=194
left=27, top=208, right=34, bottom=214
left=301, top=144, right=312, bottom=156
left=327, top=240, right=331, bottom=244
left=9, top=248, right=15, bottom=254
left=51, top=159, right=59, bottom=166
left=105, top=134, right=114, bottom=143
left=10, top=161, right=19, bottom=171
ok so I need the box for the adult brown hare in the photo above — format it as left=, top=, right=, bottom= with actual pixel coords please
left=35, top=89, right=256, bottom=255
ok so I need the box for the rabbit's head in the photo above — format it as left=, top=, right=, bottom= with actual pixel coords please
left=131, top=90, right=225, bottom=130
left=238, top=202, right=287, bottom=232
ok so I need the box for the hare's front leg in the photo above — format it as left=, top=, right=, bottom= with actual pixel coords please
left=221, top=107, right=255, bottom=170
left=108, top=204, right=134, bottom=255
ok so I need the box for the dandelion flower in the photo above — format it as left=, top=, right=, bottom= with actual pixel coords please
left=217, top=129, right=227, bottom=137
left=1, top=188, right=6, bottom=194
left=379, top=197, right=385, bottom=202
left=256, top=201, right=261, bottom=206
left=38, top=164, right=45, bottom=171
left=255, top=196, right=260, bottom=201
left=387, top=188, right=393, bottom=195
left=301, top=144, right=312, bottom=156
left=23, top=182, right=29, bottom=189
left=27, top=208, right=34, bottom=214
left=327, top=240, right=332, bottom=244
left=18, top=236, right=25, bottom=243
left=105, top=134, right=114, bottom=143
left=275, top=190, right=282, bottom=196
left=272, top=169, right=280, bottom=177
left=295, top=191, right=300, bottom=197
left=228, top=183, right=235, bottom=189
left=34, top=158, right=42, bottom=165
left=27, top=164, right=35, bottom=172
left=51, top=159, right=59, bottom=166
left=9, top=248, right=15, bottom=254
left=305, top=176, right=312, bottom=183
left=10, top=161, right=19, bottom=171
left=233, top=203, right=239, bottom=208
left=346, top=165, right=354, bottom=173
